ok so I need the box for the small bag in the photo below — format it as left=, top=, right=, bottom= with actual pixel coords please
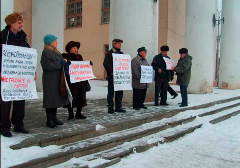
left=60, top=67, right=67, bottom=97
left=86, top=81, right=91, bottom=92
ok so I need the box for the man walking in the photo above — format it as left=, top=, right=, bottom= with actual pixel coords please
left=152, top=45, right=173, bottom=106
left=1, top=13, right=33, bottom=137
left=175, top=48, right=192, bottom=107
left=103, top=39, right=126, bottom=114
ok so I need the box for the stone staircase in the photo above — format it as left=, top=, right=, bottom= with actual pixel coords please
left=9, top=96, right=240, bottom=168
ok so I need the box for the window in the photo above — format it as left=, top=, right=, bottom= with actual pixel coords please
left=66, top=0, right=82, bottom=28
left=101, top=0, right=110, bottom=23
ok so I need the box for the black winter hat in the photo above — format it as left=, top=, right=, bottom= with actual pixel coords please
left=160, top=45, right=169, bottom=51
left=65, top=41, right=81, bottom=53
left=112, top=38, right=123, bottom=43
left=179, top=48, right=188, bottom=54
left=137, top=47, right=147, bottom=53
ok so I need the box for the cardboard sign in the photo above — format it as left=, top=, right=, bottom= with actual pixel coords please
left=140, top=66, right=153, bottom=83
left=69, top=61, right=96, bottom=83
left=112, top=53, right=132, bottom=91
left=163, top=57, right=176, bottom=70
left=1, top=44, right=38, bottom=101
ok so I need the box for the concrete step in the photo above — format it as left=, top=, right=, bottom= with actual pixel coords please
left=10, top=98, right=240, bottom=168
left=10, top=96, right=240, bottom=150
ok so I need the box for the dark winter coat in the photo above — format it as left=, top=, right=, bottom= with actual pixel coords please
left=103, top=47, right=123, bottom=81
left=131, top=54, right=150, bottom=89
left=175, top=54, right=192, bottom=86
left=62, top=53, right=87, bottom=108
left=1, top=25, right=30, bottom=73
left=151, top=53, right=173, bottom=82
left=40, top=45, right=69, bottom=108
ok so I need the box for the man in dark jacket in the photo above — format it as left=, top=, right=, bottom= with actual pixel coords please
left=175, top=48, right=192, bottom=107
left=103, top=39, right=126, bottom=114
left=152, top=45, right=172, bottom=106
left=0, top=13, right=32, bottom=137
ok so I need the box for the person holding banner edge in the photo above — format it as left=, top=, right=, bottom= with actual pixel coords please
left=62, top=41, right=92, bottom=120
left=131, top=47, right=150, bottom=110
left=0, top=12, right=36, bottom=137
left=103, top=39, right=126, bottom=114
left=41, top=34, right=69, bottom=128
left=152, top=45, right=174, bottom=106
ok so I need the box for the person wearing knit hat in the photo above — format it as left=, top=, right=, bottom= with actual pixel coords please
left=0, top=12, right=32, bottom=137
left=175, top=48, right=192, bottom=107
left=151, top=45, right=175, bottom=106
left=41, top=34, right=69, bottom=128
left=131, top=47, right=150, bottom=110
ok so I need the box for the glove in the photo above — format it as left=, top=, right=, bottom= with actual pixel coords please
left=90, top=61, right=93, bottom=66
left=60, top=60, right=67, bottom=66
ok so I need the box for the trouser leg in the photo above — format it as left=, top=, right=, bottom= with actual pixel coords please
left=180, top=85, right=188, bottom=105
left=115, top=90, right=123, bottom=110
left=154, top=81, right=161, bottom=105
left=139, top=88, right=147, bottom=107
left=168, top=85, right=177, bottom=96
left=1, top=100, right=12, bottom=132
left=107, top=80, right=114, bottom=109
left=11, top=100, right=25, bottom=129
left=160, top=81, right=168, bottom=104
left=133, top=88, right=141, bottom=109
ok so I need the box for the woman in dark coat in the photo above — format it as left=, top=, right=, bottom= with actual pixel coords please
left=62, top=41, right=91, bottom=120
left=41, top=34, right=69, bottom=128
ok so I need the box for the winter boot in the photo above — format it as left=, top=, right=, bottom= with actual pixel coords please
left=52, top=110, right=63, bottom=125
left=75, top=107, right=87, bottom=119
left=46, top=110, right=57, bottom=128
left=68, top=107, right=74, bottom=120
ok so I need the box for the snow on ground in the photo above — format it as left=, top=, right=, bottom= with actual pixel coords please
left=110, top=114, right=240, bottom=168
left=1, top=80, right=240, bottom=168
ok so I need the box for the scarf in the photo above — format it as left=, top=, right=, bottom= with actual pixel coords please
left=44, top=45, right=62, bottom=55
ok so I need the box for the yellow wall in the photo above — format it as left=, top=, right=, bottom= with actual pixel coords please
left=14, top=0, right=32, bottom=45
left=64, top=0, right=109, bottom=79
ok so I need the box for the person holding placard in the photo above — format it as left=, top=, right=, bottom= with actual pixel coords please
left=152, top=45, right=173, bottom=106
left=41, top=34, right=69, bottom=128
left=174, top=48, right=192, bottom=107
left=103, top=39, right=126, bottom=114
left=0, top=13, right=32, bottom=137
left=62, top=41, right=92, bottom=120
left=131, top=47, right=150, bottom=110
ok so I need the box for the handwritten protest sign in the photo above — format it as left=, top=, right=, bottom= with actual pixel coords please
left=69, top=61, right=95, bottom=83
left=140, top=66, right=153, bottom=83
left=163, top=57, right=175, bottom=70
left=113, top=53, right=132, bottom=91
left=1, top=44, right=38, bottom=101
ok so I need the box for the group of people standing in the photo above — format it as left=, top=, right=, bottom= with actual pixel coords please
left=104, top=39, right=192, bottom=114
left=0, top=12, right=192, bottom=138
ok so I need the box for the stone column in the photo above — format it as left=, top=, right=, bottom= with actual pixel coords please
left=110, top=0, right=159, bottom=102
left=218, top=0, right=240, bottom=89
left=1, top=0, right=14, bottom=30
left=32, top=0, right=64, bottom=90
left=185, top=0, right=216, bottom=93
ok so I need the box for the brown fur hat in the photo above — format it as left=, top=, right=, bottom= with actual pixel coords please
left=5, top=12, right=23, bottom=25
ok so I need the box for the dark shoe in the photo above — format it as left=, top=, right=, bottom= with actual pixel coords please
left=68, top=108, right=74, bottom=120
left=140, top=106, right=147, bottom=109
left=0, top=130, right=12, bottom=137
left=68, top=115, right=74, bottom=120
left=115, top=108, right=126, bottom=113
left=134, top=107, right=140, bottom=110
left=178, top=102, right=182, bottom=105
left=75, top=113, right=87, bottom=119
left=46, top=122, right=57, bottom=128
left=46, top=112, right=57, bottom=128
left=154, top=103, right=159, bottom=106
left=52, top=113, right=64, bottom=125
left=160, top=103, right=169, bottom=106
left=179, top=104, right=188, bottom=107
left=171, top=94, right=178, bottom=99
left=108, top=108, right=115, bottom=114
left=13, top=127, right=29, bottom=134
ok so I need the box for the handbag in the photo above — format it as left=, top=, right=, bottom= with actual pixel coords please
left=60, top=67, right=67, bottom=97
left=86, top=81, right=91, bottom=92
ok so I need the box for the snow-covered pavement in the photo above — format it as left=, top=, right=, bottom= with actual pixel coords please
left=110, top=113, right=240, bottom=168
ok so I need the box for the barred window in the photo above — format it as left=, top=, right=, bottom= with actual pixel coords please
left=101, top=0, right=110, bottom=23
left=66, top=0, right=82, bottom=28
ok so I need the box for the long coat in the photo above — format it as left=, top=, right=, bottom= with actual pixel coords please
left=152, top=54, right=174, bottom=82
left=131, top=55, right=150, bottom=89
left=40, top=46, right=69, bottom=108
left=62, top=53, right=87, bottom=108
left=175, top=54, right=192, bottom=86
left=103, top=47, right=123, bottom=81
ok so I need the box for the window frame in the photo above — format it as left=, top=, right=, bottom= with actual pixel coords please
left=66, top=0, right=82, bottom=28
left=101, top=0, right=110, bottom=24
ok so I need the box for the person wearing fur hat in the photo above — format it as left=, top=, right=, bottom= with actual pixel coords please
left=0, top=12, right=35, bottom=137
left=41, top=34, right=69, bottom=128
left=131, top=47, right=150, bottom=110
left=103, top=38, right=126, bottom=114
left=174, top=48, right=192, bottom=107
left=151, top=45, right=173, bottom=106
left=62, top=41, right=92, bottom=120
